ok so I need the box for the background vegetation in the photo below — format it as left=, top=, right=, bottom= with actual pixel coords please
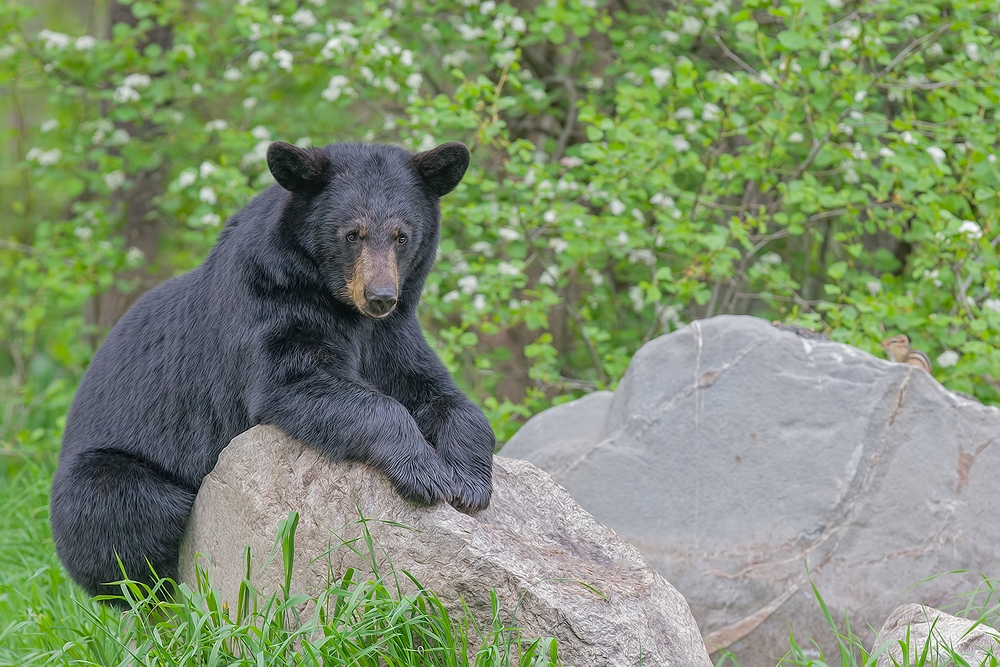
left=2, top=0, right=1000, bottom=663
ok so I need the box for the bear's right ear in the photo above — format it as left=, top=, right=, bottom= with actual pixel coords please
left=412, top=142, right=471, bottom=198
left=266, top=142, right=331, bottom=193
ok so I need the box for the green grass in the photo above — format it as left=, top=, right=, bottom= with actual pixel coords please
left=0, top=459, right=560, bottom=666
left=2, top=453, right=998, bottom=667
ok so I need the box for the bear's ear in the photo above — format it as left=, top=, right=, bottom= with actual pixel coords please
left=266, top=141, right=331, bottom=193
left=412, top=142, right=471, bottom=198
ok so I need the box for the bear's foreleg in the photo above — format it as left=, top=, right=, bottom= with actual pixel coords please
left=250, top=373, right=456, bottom=505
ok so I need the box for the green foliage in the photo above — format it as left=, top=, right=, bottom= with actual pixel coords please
left=4, top=0, right=1000, bottom=449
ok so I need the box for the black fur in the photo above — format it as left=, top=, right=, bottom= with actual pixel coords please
left=50, top=141, right=494, bottom=601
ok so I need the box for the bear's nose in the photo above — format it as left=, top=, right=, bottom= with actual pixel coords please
left=365, top=286, right=398, bottom=316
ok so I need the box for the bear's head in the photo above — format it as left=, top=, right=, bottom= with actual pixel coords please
left=266, top=141, right=470, bottom=319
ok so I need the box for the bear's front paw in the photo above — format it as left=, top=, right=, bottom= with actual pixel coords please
left=381, top=447, right=456, bottom=506
left=449, top=467, right=492, bottom=513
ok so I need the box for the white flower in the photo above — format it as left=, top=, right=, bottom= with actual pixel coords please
left=75, top=35, right=96, bottom=51
left=681, top=16, right=702, bottom=35
left=843, top=167, right=860, bottom=183
left=675, top=107, right=694, bottom=120
left=37, top=148, right=61, bottom=165
left=854, top=90, right=866, bottom=102
left=74, top=226, right=93, bottom=241
left=38, top=29, right=71, bottom=50
left=841, top=24, right=860, bottom=39
left=498, top=227, right=520, bottom=241
left=937, top=350, right=959, bottom=368
left=827, top=0, right=844, bottom=7
left=965, top=43, right=981, bottom=62
left=243, top=141, right=269, bottom=165
left=199, top=186, right=217, bottom=205
left=788, top=132, right=804, bottom=143
left=205, top=120, right=228, bottom=133
left=759, top=71, right=775, bottom=86
left=672, top=136, right=691, bottom=152
left=251, top=126, right=271, bottom=140
left=510, top=16, right=527, bottom=33
left=173, top=44, right=195, bottom=60
left=271, top=14, right=284, bottom=25
left=548, top=238, right=569, bottom=253
left=560, top=156, right=583, bottom=168
left=274, top=49, right=293, bottom=72
left=543, top=209, right=558, bottom=223
left=248, top=51, right=269, bottom=69
left=458, top=275, right=479, bottom=294
left=866, top=280, right=882, bottom=296
left=926, top=146, right=946, bottom=164
left=126, top=246, right=145, bottom=265
left=661, top=30, right=680, bottom=44
left=224, top=67, right=242, bottom=81
left=442, top=290, right=460, bottom=303
left=322, top=75, right=353, bottom=101
left=123, top=73, right=151, bottom=89
left=879, top=147, right=895, bottom=158
left=851, top=143, right=867, bottom=160
left=901, top=130, right=917, bottom=145
left=103, top=170, right=125, bottom=190
left=609, top=199, right=626, bottom=215
left=819, top=51, right=830, bottom=68
left=629, top=286, right=645, bottom=312
left=539, top=266, right=559, bottom=286
left=702, top=103, right=721, bottom=122
left=307, top=0, right=326, bottom=6
left=927, top=43, right=943, bottom=57
left=990, top=154, right=998, bottom=163
left=291, top=9, right=317, bottom=28
left=406, top=73, right=423, bottom=89
left=201, top=213, right=222, bottom=227
left=192, top=83, right=203, bottom=94
left=617, top=231, right=629, bottom=244
left=114, top=86, right=140, bottom=103
left=480, top=0, right=496, bottom=13
left=40, top=119, right=58, bottom=133
left=983, top=298, right=1000, bottom=313
left=760, top=252, right=782, bottom=265
left=497, top=262, right=521, bottom=276
left=473, top=294, right=488, bottom=310
left=959, top=220, right=982, bottom=239
left=199, top=161, right=217, bottom=178
left=178, top=171, right=197, bottom=188
left=458, top=24, right=484, bottom=40
left=900, top=15, right=919, bottom=30
left=650, top=67, right=672, bottom=88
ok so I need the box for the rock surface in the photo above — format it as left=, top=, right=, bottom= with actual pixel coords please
left=179, top=425, right=712, bottom=667
left=874, top=604, right=1000, bottom=666
left=501, top=315, right=1000, bottom=665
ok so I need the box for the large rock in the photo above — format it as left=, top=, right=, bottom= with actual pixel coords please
left=179, top=425, right=712, bottom=667
left=501, top=315, right=1000, bottom=665
left=874, top=604, right=1000, bottom=666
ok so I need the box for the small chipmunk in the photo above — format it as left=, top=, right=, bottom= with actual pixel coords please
left=881, top=334, right=932, bottom=373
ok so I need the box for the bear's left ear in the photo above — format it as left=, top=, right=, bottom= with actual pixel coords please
left=266, top=141, right=331, bottom=193
left=412, top=142, right=471, bottom=198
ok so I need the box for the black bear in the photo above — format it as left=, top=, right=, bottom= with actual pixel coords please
left=50, top=140, right=495, bottom=600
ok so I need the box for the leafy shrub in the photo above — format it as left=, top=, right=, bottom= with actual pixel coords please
left=2, top=0, right=1000, bottom=446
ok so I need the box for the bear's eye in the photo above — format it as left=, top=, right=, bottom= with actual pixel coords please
left=346, top=231, right=359, bottom=243
left=397, top=233, right=408, bottom=246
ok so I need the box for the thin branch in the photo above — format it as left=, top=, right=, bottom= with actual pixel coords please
left=566, top=305, right=608, bottom=386
left=880, top=22, right=953, bottom=78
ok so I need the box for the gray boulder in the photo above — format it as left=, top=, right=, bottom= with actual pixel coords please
left=874, top=604, right=1000, bottom=666
left=501, top=315, right=1000, bottom=665
left=179, top=425, right=712, bottom=667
